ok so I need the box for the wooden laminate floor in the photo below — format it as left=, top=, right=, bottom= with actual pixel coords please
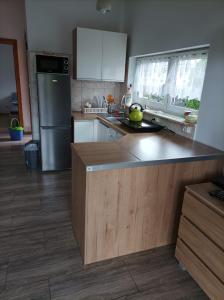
left=0, top=138, right=208, bottom=300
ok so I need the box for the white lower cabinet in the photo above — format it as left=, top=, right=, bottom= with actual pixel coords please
left=97, top=121, right=111, bottom=141
left=97, top=121, right=123, bottom=141
left=73, top=119, right=123, bottom=143
left=74, top=120, right=95, bottom=143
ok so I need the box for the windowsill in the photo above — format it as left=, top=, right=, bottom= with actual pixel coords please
left=144, top=109, right=196, bottom=127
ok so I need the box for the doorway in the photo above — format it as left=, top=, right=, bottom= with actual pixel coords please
left=0, top=38, right=23, bottom=133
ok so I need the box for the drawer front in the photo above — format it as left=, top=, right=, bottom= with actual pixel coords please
left=182, top=192, right=224, bottom=250
left=178, top=216, right=224, bottom=282
left=175, top=238, right=224, bottom=299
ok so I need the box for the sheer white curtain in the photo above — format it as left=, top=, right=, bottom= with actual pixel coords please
left=133, top=57, right=169, bottom=101
left=133, top=50, right=208, bottom=112
left=166, top=52, right=208, bottom=106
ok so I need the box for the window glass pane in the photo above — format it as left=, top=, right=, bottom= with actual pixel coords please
left=134, top=57, right=169, bottom=104
left=166, top=53, right=208, bottom=110
left=132, top=49, right=208, bottom=114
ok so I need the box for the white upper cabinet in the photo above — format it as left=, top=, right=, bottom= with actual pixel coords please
left=75, top=27, right=102, bottom=80
left=73, top=27, right=127, bottom=82
left=102, top=31, right=127, bottom=82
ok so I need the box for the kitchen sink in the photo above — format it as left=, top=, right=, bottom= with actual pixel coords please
left=104, top=116, right=124, bottom=124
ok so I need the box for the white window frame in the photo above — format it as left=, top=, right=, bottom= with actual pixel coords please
left=131, top=46, right=209, bottom=117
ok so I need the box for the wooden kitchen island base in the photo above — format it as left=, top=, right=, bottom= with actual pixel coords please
left=72, top=148, right=223, bottom=265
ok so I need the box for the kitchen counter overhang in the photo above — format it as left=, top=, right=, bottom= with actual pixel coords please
left=71, top=126, right=224, bottom=171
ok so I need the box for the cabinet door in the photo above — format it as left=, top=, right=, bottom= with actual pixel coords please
left=74, top=121, right=94, bottom=143
left=76, top=28, right=102, bottom=80
left=96, top=121, right=110, bottom=141
left=110, top=129, right=123, bottom=141
left=95, top=121, right=123, bottom=142
left=102, top=31, right=127, bottom=82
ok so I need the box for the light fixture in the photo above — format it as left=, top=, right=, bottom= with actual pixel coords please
left=96, top=0, right=112, bottom=14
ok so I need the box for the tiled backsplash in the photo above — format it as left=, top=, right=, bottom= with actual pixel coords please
left=71, top=80, right=121, bottom=111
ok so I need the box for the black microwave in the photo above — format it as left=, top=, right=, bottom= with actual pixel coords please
left=36, top=55, right=69, bottom=74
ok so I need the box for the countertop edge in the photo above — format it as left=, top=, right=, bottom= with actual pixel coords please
left=85, top=153, right=224, bottom=172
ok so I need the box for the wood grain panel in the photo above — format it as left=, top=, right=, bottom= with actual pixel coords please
left=178, top=216, right=224, bottom=282
left=82, top=159, right=223, bottom=264
left=186, top=182, right=224, bottom=217
left=71, top=148, right=86, bottom=259
left=176, top=238, right=224, bottom=299
left=182, top=191, right=224, bottom=250
left=71, top=143, right=139, bottom=166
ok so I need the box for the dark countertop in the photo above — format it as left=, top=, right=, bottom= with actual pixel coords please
left=71, top=112, right=224, bottom=171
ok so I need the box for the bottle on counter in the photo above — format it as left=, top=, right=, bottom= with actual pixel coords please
left=121, top=84, right=133, bottom=116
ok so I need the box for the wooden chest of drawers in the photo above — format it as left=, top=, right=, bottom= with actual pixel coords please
left=175, top=182, right=224, bottom=299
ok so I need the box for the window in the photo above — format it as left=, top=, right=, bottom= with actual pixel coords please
left=133, top=48, right=208, bottom=115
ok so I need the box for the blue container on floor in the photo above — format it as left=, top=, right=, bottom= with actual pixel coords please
left=9, top=128, right=24, bottom=141
left=9, top=118, right=24, bottom=141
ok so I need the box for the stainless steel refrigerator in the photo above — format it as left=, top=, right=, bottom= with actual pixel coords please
left=37, top=73, right=71, bottom=171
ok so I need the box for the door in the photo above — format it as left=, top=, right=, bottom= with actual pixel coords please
left=40, top=127, right=71, bottom=171
left=0, top=38, right=24, bottom=131
left=76, top=27, right=102, bottom=80
left=37, top=73, right=71, bottom=126
left=102, top=31, right=127, bottom=82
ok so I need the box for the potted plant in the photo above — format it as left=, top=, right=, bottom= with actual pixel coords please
left=185, top=98, right=200, bottom=110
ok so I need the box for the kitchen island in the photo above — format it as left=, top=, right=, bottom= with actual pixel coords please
left=71, top=114, right=224, bottom=265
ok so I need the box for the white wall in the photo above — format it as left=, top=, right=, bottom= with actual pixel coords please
left=196, top=33, right=224, bottom=150
left=123, top=0, right=224, bottom=57
left=25, top=0, right=124, bottom=54
left=123, top=0, right=224, bottom=150
left=0, top=44, right=16, bottom=113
